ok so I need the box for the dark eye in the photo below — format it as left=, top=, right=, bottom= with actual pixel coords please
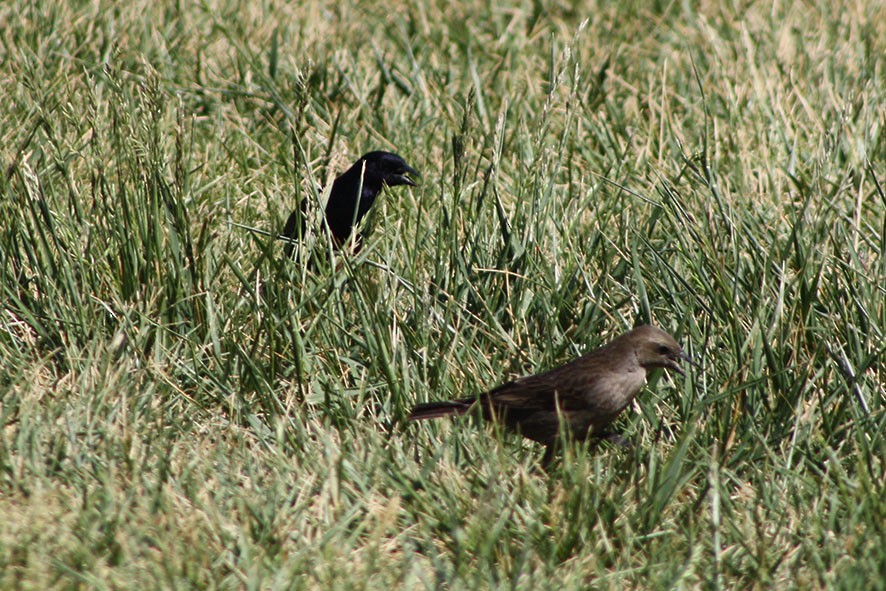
left=657, top=345, right=671, bottom=355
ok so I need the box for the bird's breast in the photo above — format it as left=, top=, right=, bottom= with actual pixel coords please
left=581, top=367, right=647, bottom=415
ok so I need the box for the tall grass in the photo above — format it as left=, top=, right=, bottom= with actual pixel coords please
left=1, top=0, right=883, bottom=588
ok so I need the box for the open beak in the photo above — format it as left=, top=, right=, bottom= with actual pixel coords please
left=391, top=164, right=420, bottom=187
left=665, top=358, right=685, bottom=376
left=662, top=350, right=700, bottom=376
left=673, top=350, right=701, bottom=375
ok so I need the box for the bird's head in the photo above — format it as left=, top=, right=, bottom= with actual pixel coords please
left=358, top=151, right=420, bottom=188
left=630, top=325, right=695, bottom=376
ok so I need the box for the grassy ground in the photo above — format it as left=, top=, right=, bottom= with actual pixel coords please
left=1, top=0, right=884, bottom=589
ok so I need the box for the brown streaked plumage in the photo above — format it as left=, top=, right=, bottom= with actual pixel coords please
left=408, top=325, right=693, bottom=466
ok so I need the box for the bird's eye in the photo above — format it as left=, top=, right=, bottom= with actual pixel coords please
left=657, top=345, right=671, bottom=355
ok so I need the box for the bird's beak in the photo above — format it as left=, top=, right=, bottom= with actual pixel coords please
left=664, top=358, right=685, bottom=375
left=668, top=350, right=700, bottom=375
left=391, top=164, right=420, bottom=187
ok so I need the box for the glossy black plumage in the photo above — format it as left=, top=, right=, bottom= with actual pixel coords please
left=282, top=151, right=418, bottom=255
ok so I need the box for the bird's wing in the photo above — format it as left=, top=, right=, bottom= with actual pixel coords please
left=482, top=370, right=592, bottom=412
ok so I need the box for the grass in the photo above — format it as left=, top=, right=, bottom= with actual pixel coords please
left=1, top=0, right=884, bottom=588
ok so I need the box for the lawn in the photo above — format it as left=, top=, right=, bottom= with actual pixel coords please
left=1, top=0, right=883, bottom=589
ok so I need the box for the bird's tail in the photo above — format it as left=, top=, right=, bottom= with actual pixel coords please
left=408, top=400, right=474, bottom=421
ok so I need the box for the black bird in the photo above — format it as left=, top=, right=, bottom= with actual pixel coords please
left=282, top=151, right=419, bottom=256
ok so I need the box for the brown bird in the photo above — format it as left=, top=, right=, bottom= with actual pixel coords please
left=408, top=325, right=693, bottom=466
